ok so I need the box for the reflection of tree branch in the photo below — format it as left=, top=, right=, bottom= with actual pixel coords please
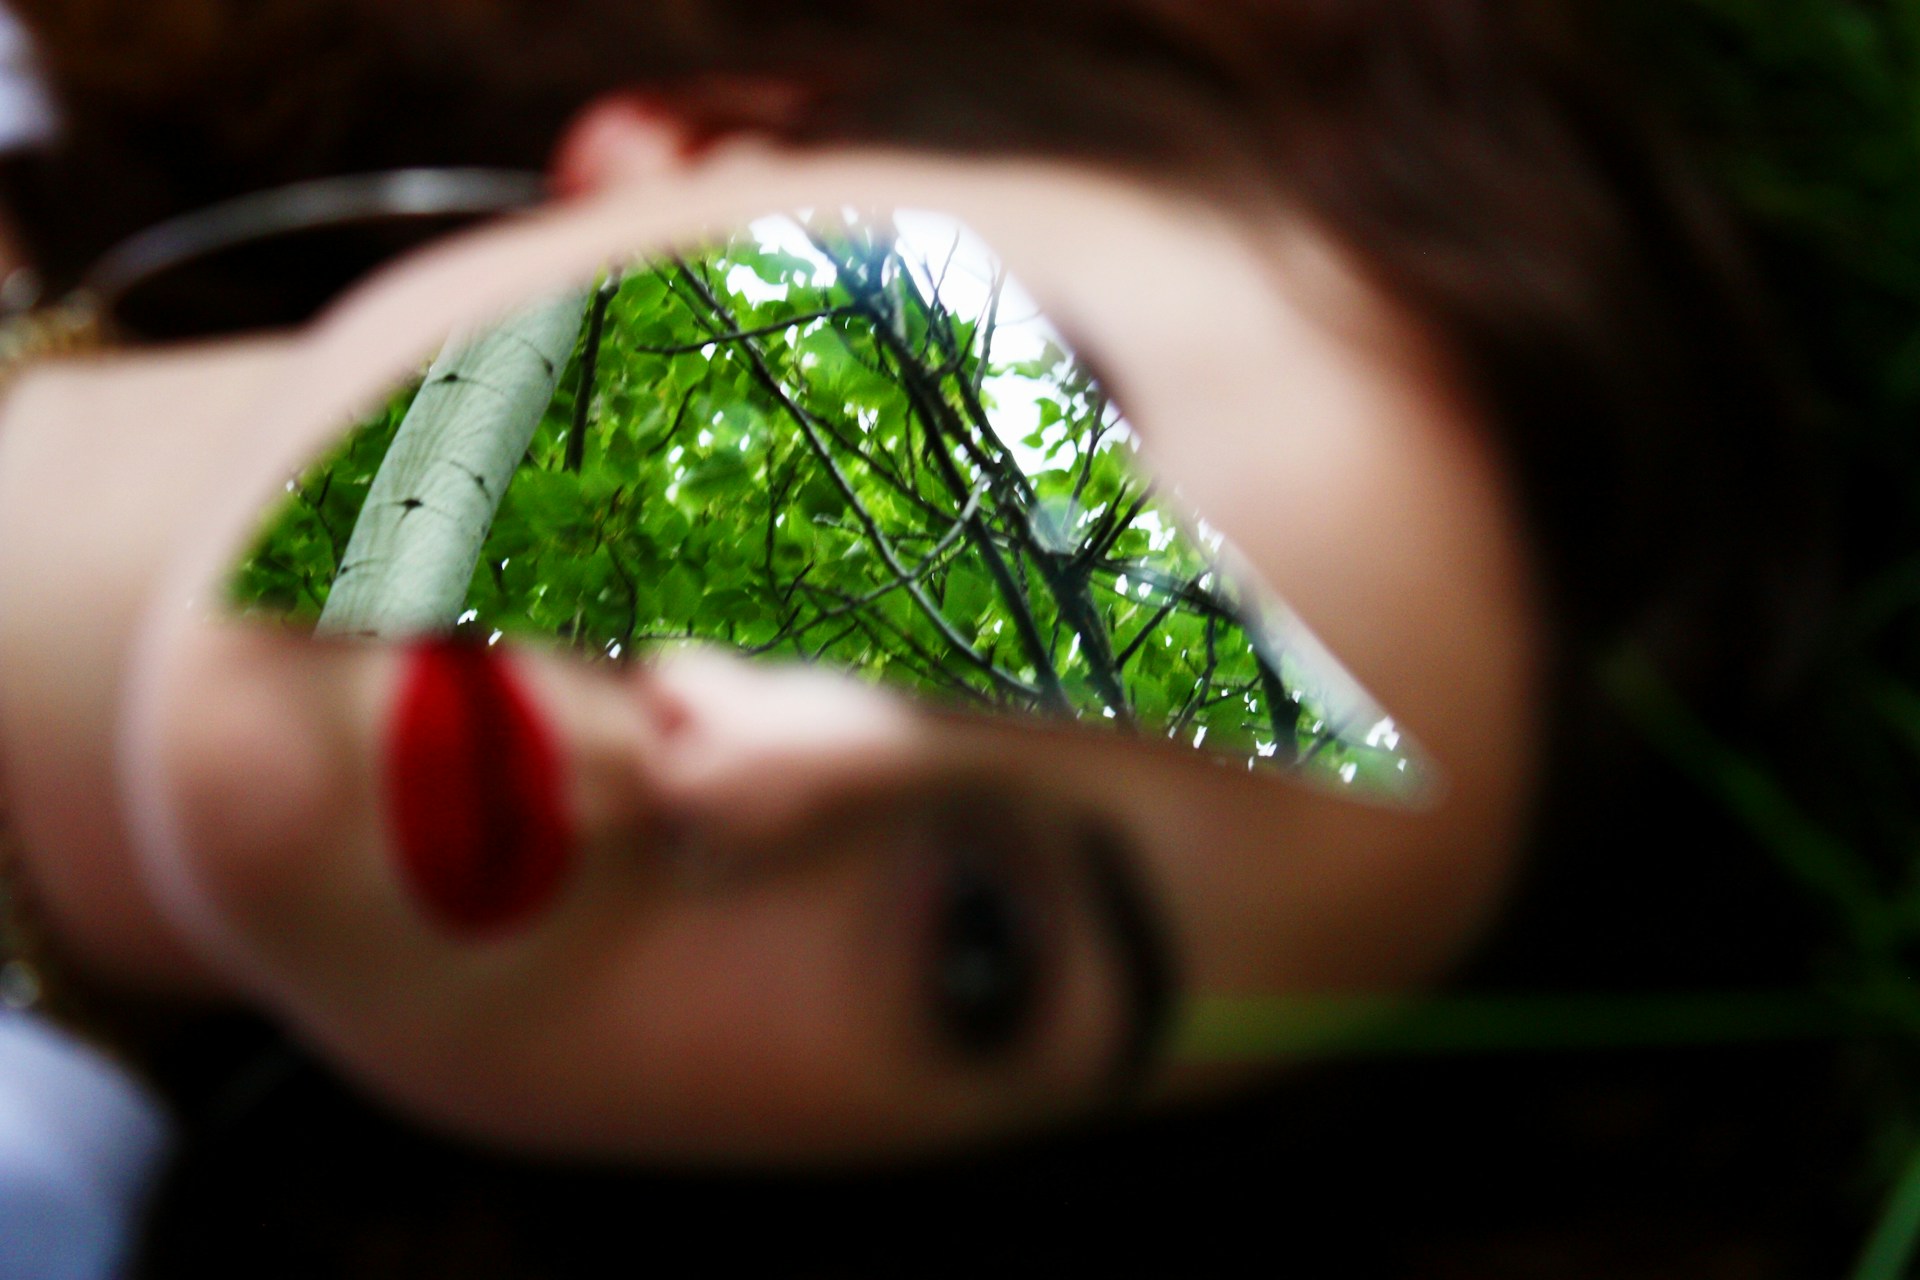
left=250, top=552, right=329, bottom=615
left=784, top=481, right=984, bottom=636
left=671, top=259, right=1037, bottom=701
left=656, top=263, right=724, bottom=338
left=925, top=337, right=1037, bottom=507
left=891, top=253, right=1028, bottom=485
left=821, top=232, right=1029, bottom=499
left=804, top=585, right=996, bottom=706
left=1179, top=681, right=1262, bottom=731
left=589, top=483, right=641, bottom=654
left=1296, top=726, right=1342, bottom=770
left=867, top=319, right=1071, bottom=712
left=689, top=317, right=942, bottom=527
left=844, top=262, right=1140, bottom=722
left=692, top=255, right=720, bottom=296
left=746, top=485, right=989, bottom=674
left=1114, top=597, right=1180, bottom=672
left=970, top=264, right=1005, bottom=402
left=644, top=385, right=701, bottom=459
left=601, top=539, right=641, bottom=656
left=566, top=272, right=621, bottom=473
left=929, top=227, right=963, bottom=305
left=807, top=621, right=864, bottom=662
left=674, top=286, right=947, bottom=532
left=803, top=402, right=949, bottom=526
left=1070, top=391, right=1111, bottom=509
left=633, top=305, right=854, bottom=355
left=763, top=446, right=797, bottom=592
left=297, top=469, right=342, bottom=576
left=738, top=593, right=813, bottom=657
left=782, top=565, right=818, bottom=614
left=1089, top=560, right=1242, bottom=625
left=1256, top=651, right=1301, bottom=766
left=921, top=230, right=964, bottom=364
left=834, top=272, right=1107, bottom=714
left=1170, top=614, right=1220, bottom=738
left=1068, top=485, right=1153, bottom=576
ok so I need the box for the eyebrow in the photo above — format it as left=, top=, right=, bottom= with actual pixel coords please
left=1079, top=821, right=1180, bottom=1098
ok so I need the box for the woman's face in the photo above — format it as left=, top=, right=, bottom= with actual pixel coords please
left=0, top=114, right=1543, bottom=1159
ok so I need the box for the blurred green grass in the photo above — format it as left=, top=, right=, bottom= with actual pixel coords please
left=1189, top=4, right=1920, bottom=1272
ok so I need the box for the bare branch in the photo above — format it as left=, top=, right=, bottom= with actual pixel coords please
left=825, top=257, right=1146, bottom=722
left=1169, top=614, right=1222, bottom=739
left=565, top=272, right=622, bottom=473
left=786, top=480, right=985, bottom=630
left=970, top=264, right=1006, bottom=402
left=804, top=584, right=1000, bottom=706
left=1069, top=485, right=1155, bottom=576
left=1114, top=596, right=1181, bottom=672
left=1089, top=560, right=1243, bottom=626
left=632, top=305, right=854, bottom=356
left=1256, top=651, right=1301, bottom=766
left=297, top=468, right=342, bottom=576
left=670, top=259, right=1039, bottom=701
left=1070, top=390, right=1112, bottom=509
left=807, top=621, right=866, bottom=662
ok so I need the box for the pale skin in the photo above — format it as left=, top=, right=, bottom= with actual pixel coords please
left=0, top=103, right=1543, bottom=1159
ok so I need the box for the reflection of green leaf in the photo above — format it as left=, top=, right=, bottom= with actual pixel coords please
left=945, top=567, right=994, bottom=630
left=651, top=505, right=692, bottom=548
left=660, top=565, right=702, bottom=621
left=1133, top=681, right=1171, bottom=723
left=681, top=452, right=754, bottom=500
left=233, top=224, right=1394, bottom=787
left=797, top=327, right=862, bottom=390
left=503, top=469, right=582, bottom=530
left=704, top=587, right=761, bottom=623
left=796, top=475, right=843, bottom=519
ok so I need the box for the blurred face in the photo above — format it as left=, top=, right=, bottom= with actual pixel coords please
left=0, top=114, right=1543, bottom=1159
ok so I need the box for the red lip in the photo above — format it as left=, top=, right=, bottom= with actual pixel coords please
left=387, top=640, right=574, bottom=937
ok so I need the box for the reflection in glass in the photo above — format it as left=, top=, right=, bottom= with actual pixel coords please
left=230, top=211, right=1415, bottom=793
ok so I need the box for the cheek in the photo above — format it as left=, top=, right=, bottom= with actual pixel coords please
left=382, top=852, right=931, bottom=1161
left=596, top=893, right=907, bottom=1154
left=146, top=629, right=393, bottom=971
left=380, top=831, right=1081, bottom=1164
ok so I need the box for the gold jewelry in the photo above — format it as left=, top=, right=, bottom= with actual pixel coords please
left=0, top=278, right=104, bottom=392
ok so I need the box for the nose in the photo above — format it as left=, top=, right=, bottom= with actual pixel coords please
left=630, top=645, right=936, bottom=849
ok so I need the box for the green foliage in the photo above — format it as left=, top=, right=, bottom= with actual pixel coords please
left=232, top=214, right=1400, bottom=786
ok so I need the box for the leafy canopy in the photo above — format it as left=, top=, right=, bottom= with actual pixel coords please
left=233, top=211, right=1411, bottom=791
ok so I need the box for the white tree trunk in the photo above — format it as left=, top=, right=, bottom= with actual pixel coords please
left=317, top=288, right=590, bottom=639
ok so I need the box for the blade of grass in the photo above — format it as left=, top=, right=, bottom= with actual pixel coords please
left=1176, top=991, right=1850, bottom=1062
left=1602, top=646, right=1892, bottom=950
left=1853, top=1139, right=1920, bottom=1280
left=1867, top=675, right=1920, bottom=763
